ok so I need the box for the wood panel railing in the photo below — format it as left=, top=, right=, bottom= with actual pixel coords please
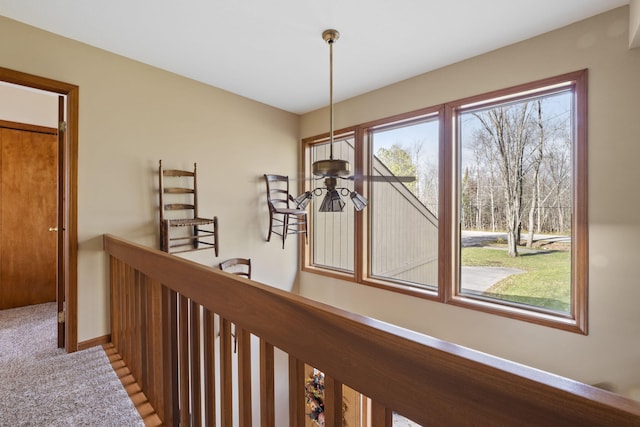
left=104, top=234, right=640, bottom=426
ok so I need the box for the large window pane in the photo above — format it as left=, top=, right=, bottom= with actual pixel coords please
left=458, top=90, right=573, bottom=314
left=369, top=117, right=439, bottom=289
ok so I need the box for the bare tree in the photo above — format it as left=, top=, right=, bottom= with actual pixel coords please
left=475, top=103, right=533, bottom=257
left=462, top=93, right=572, bottom=250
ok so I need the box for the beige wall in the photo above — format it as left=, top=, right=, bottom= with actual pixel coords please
left=0, top=16, right=300, bottom=353
left=300, top=6, right=640, bottom=398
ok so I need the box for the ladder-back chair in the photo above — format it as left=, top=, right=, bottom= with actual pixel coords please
left=218, top=257, right=252, bottom=352
left=159, top=160, right=219, bottom=255
left=219, top=258, right=252, bottom=279
left=263, top=174, right=308, bottom=249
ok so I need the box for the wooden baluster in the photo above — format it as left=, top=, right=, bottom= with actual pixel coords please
left=203, top=308, right=216, bottom=426
left=288, top=357, right=306, bottom=427
left=220, top=317, right=233, bottom=426
left=128, top=265, right=135, bottom=364
left=147, top=277, right=165, bottom=421
left=126, top=264, right=135, bottom=364
left=132, top=270, right=142, bottom=383
left=162, top=286, right=178, bottom=427
left=178, top=295, right=190, bottom=426
left=190, top=301, right=202, bottom=426
left=260, top=340, right=275, bottom=427
left=121, top=263, right=129, bottom=362
left=120, top=262, right=127, bottom=358
left=139, top=273, right=149, bottom=395
left=238, top=327, right=252, bottom=426
left=324, top=375, right=343, bottom=427
left=109, top=256, right=120, bottom=352
left=370, top=400, right=392, bottom=427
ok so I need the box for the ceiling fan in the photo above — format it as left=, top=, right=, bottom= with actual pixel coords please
left=292, top=29, right=414, bottom=212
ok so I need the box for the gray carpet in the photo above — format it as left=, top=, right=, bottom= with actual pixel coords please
left=0, top=302, right=144, bottom=426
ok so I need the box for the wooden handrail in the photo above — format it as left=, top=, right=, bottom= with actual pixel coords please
left=104, top=234, right=640, bottom=426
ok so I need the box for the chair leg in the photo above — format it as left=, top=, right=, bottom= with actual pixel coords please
left=303, top=214, right=308, bottom=244
left=282, top=213, right=289, bottom=249
left=213, top=216, right=219, bottom=257
left=159, top=221, right=165, bottom=251
left=266, top=211, right=273, bottom=242
left=193, top=225, right=199, bottom=250
left=161, top=220, right=170, bottom=252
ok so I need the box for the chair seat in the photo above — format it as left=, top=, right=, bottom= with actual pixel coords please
left=167, top=217, right=216, bottom=227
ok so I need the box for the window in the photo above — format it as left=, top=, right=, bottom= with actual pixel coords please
left=368, top=113, right=440, bottom=291
left=302, top=70, right=587, bottom=333
left=309, top=132, right=356, bottom=274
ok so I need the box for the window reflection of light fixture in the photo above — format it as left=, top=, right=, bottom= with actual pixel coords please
left=293, top=29, right=368, bottom=213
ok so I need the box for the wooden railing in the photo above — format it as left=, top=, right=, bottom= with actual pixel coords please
left=104, top=234, right=640, bottom=426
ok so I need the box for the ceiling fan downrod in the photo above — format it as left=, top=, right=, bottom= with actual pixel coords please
left=312, top=29, right=351, bottom=178
left=323, top=29, right=338, bottom=159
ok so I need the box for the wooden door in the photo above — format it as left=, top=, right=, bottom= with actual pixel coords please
left=0, top=121, right=58, bottom=309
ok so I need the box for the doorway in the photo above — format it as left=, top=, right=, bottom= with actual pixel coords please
left=0, top=67, right=79, bottom=352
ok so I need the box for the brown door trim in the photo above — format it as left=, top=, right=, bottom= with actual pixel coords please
left=0, top=67, right=79, bottom=352
left=57, top=96, right=66, bottom=348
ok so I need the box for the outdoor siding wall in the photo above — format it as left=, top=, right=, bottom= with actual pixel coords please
left=299, top=6, right=640, bottom=399
left=370, top=164, right=438, bottom=287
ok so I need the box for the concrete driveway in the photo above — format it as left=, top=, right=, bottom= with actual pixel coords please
left=459, top=231, right=551, bottom=292
left=460, top=266, right=524, bottom=292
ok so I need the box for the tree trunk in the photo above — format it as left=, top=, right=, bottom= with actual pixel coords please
left=527, top=100, right=545, bottom=248
left=476, top=166, right=482, bottom=229
left=507, top=220, right=519, bottom=256
left=506, top=192, right=520, bottom=257
left=527, top=199, right=536, bottom=248
left=536, top=176, right=542, bottom=233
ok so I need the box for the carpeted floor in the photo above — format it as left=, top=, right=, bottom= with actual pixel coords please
left=0, top=302, right=144, bottom=426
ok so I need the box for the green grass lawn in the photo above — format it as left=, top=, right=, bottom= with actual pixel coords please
left=461, top=246, right=571, bottom=313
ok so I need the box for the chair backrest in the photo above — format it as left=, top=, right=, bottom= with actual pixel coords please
left=159, top=160, right=200, bottom=222
left=263, top=174, right=291, bottom=211
left=219, top=258, right=252, bottom=279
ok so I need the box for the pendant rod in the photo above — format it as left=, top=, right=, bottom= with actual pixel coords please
left=323, top=29, right=339, bottom=160
left=329, top=36, right=334, bottom=159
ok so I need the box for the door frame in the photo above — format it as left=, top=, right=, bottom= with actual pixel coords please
left=0, top=67, right=79, bottom=352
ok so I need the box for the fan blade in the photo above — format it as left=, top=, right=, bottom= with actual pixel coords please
left=342, top=175, right=415, bottom=183
left=294, top=172, right=415, bottom=184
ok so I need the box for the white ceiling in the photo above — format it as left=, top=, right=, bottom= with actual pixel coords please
left=0, top=0, right=629, bottom=114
